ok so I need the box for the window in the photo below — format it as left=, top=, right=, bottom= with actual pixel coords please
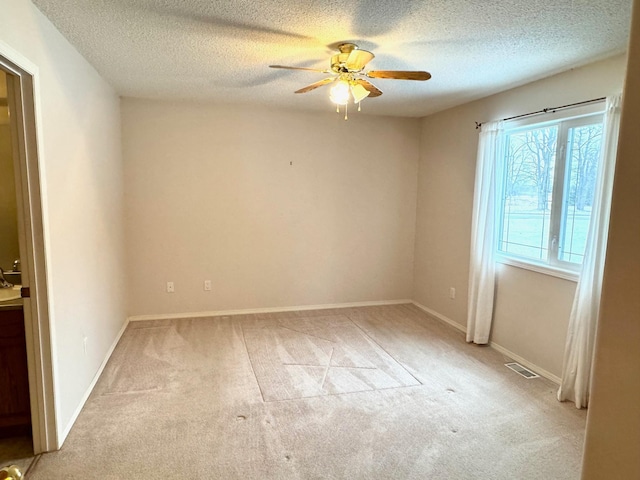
left=497, top=110, right=604, bottom=274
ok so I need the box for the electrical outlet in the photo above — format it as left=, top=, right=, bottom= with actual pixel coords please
left=167, top=281, right=175, bottom=293
left=449, top=287, right=456, bottom=299
left=204, top=280, right=212, bottom=291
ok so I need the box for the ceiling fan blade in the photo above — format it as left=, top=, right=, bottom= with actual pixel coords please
left=366, top=70, right=432, bottom=81
left=270, top=65, right=330, bottom=73
left=345, top=49, right=375, bottom=71
left=294, top=77, right=336, bottom=94
left=356, top=79, right=383, bottom=97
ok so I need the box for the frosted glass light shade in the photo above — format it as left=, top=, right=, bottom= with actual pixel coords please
left=329, top=80, right=350, bottom=105
left=350, top=83, right=370, bottom=103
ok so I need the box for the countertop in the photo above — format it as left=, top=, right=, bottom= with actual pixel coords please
left=0, top=298, right=24, bottom=310
left=0, top=286, right=24, bottom=311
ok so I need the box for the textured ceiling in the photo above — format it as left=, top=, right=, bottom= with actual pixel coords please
left=32, top=0, right=632, bottom=117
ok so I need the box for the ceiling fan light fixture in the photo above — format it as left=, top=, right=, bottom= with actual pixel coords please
left=271, top=43, right=431, bottom=120
left=329, top=79, right=351, bottom=105
left=350, top=83, right=370, bottom=104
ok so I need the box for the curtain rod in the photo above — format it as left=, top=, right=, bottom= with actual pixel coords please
left=474, top=96, right=606, bottom=129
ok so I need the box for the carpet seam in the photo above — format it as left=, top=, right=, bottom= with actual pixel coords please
left=239, top=321, right=267, bottom=403
left=346, top=314, right=424, bottom=387
left=259, top=384, right=425, bottom=403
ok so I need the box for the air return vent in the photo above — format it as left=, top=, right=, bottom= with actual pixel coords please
left=505, top=362, right=539, bottom=379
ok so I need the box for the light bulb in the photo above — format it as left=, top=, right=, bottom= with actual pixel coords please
left=329, top=80, right=350, bottom=105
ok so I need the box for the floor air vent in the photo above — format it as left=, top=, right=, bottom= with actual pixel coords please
left=505, top=362, right=539, bottom=379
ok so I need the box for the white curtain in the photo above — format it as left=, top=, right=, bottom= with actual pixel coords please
left=558, top=94, right=622, bottom=408
left=467, top=121, right=504, bottom=344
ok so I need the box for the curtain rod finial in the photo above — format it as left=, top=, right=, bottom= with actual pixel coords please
left=475, top=121, right=482, bottom=130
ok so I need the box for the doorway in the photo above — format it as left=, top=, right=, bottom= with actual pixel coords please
left=0, top=49, right=57, bottom=459
left=0, top=68, right=33, bottom=470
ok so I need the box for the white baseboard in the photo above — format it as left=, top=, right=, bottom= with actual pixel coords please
left=411, top=301, right=467, bottom=334
left=489, top=341, right=561, bottom=384
left=127, top=299, right=413, bottom=322
left=410, top=302, right=560, bottom=385
left=59, top=317, right=130, bottom=445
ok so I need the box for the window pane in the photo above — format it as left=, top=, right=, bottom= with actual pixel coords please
left=559, top=123, right=603, bottom=264
left=499, top=126, right=558, bottom=261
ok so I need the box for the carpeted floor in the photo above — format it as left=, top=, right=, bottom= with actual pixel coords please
left=28, top=304, right=586, bottom=479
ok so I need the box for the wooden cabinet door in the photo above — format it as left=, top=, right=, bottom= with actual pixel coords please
left=0, top=309, right=31, bottom=435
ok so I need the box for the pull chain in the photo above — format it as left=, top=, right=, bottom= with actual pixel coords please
left=344, top=102, right=348, bottom=120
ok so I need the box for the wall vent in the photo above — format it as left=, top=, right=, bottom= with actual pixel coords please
left=505, top=362, right=539, bottom=379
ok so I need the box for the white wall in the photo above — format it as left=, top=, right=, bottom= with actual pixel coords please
left=0, top=0, right=126, bottom=444
left=582, top=0, right=640, bottom=476
left=413, top=54, right=627, bottom=378
left=122, top=99, right=419, bottom=317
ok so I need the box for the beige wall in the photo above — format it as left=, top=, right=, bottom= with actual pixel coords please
left=0, top=104, right=20, bottom=272
left=414, top=54, right=627, bottom=377
left=122, top=99, right=419, bottom=317
left=1, top=0, right=126, bottom=444
left=582, top=0, right=640, bottom=476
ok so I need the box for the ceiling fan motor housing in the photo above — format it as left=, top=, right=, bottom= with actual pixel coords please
left=331, top=44, right=374, bottom=73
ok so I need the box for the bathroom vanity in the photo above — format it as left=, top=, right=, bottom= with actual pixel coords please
left=0, top=298, right=30, bottom=437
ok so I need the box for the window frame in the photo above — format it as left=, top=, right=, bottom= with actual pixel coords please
left=495, top=102, right=606, bottom=281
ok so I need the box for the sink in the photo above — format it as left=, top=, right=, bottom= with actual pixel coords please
left=0, top=285, right=22, bottom=302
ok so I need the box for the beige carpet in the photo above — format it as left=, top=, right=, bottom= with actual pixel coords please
left=242, top=314, right=420, bottom=401
left=29, top=304, right=586, bottom=479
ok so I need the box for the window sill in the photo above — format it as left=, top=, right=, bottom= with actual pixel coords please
left=496, top=256, right=580, bottom=282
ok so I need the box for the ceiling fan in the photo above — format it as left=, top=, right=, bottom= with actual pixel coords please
left=270, top=43, right=431, bottom=119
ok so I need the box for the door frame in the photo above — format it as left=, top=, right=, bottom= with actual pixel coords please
left=0, top=42, right=58, bottom=453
